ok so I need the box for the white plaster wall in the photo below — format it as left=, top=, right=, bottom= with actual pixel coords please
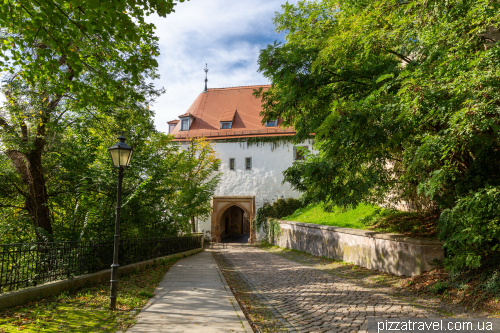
left=195, top=139, right=314, bottom=241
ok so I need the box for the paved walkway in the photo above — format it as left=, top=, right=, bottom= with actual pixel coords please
left=127, top=250, right=252, bottom=333
left=213, top=244, right=479, bottom=333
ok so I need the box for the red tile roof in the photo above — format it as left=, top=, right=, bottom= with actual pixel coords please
left=167, top=119, right=179, bottom=124
left=170, top=85, right=295, bottom=140
left=178, top=112, right=195, bottom=118
left=219, top=109, right=236, bottom=122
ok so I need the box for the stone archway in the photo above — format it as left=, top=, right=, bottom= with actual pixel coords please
left=211, top=196, right=255, bottom=243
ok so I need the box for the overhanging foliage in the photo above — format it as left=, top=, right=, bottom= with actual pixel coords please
left=258, top=0, right=500, bottom=211
left=258, top=0, right=500, bottom=270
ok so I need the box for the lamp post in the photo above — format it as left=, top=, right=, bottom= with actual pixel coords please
left=108, top=134, right=133, bottom=310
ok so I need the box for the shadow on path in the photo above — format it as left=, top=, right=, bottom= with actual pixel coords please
left=222, top=234, right=250, bottom=244
left=126, top=250, right=252, bottom=333
left=212, top=244, right=482, bottom=333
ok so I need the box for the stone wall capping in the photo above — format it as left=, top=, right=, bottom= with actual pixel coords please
left=0, top=248, right=203, bottom=311
left=272, top=220, right=444, bottom=276
left=213, top=195, right=256, bottom=199
left=277, top=220, right=444, bottom=246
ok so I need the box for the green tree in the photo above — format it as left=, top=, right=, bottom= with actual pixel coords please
left=114, top=137, right=221, bottom=239
left=0, top=0, right=186, bottom=238
left=0, top=111, right=221, bottom=243
left=257, top=0, right=500, bottom=212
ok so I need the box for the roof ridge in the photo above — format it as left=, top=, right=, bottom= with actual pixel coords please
left=207, top=84, right=271, bottom=90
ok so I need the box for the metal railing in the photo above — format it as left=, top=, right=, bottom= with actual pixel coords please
left=0, top=235, right=202, bottom=294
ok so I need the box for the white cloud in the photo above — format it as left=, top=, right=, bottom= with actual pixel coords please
left=0, top=0, right=293, bottom=134
left=148, top=0, right=293, bottom=132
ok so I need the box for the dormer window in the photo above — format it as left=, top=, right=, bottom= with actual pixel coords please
left=177, top=112, right=195, bottom=132
left=167, top=120, right=179, bottom=133
left=266, top=119, right=278, bottom=127
left=220, top=109, right=236, bottom=130
left=169, top=123, right=176, bottom=133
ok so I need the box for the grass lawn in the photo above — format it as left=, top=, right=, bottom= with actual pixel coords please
left=282, top=202, right=439, bottom=238
left=0, top=256, right=183, bottom=333
left=282, top=202, right=381, bottom=230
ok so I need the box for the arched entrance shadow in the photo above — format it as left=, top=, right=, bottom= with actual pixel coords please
left=217, top=204, right=249, bottom=243
left=211, top=196, right=255, bottom=243
left=218, top=204, right=251, bottom=243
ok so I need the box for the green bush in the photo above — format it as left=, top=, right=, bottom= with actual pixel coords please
left=429, top=280, right=448, bottom=294
left=253, top=197, right=305, bottom=238
left=271, top=198, right=303, bottom=219
left=438, top=187, right=500, bottom=270
left=482, top=271, right=500, bottom=296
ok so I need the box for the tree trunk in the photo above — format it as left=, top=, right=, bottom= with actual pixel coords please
left=191, top=216, right=196, bottom=233
left=2, top=91, right=61, bottom=240
left=6, top=147, right=53, bottom=238
left=26, top=149, right=53, bottom=236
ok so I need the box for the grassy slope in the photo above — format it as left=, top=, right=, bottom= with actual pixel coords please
left=282, top=202, right=381, bottom=230
left=282, top=202, right=439, bottom=238
left=0, top=256, right=183, bottom=333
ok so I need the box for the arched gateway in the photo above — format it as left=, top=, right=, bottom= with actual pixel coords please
left=211, top=196, right=255, bottom=243
left=167, top=83, right=313, bottom=242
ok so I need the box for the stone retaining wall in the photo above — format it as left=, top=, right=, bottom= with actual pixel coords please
left=0, top=248, right=203, bottom=311
left=272, top=220, right=444, bottom=277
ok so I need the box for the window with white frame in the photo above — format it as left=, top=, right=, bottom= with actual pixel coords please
left=181, top=118, right=190, bottom=131
left=229, top=158, right=235, bottom=170
left=245, top=157, right=252, bottom=170
left=293, top=146, right=309, bottom=161
left=220, top=122, right=232, bottom=129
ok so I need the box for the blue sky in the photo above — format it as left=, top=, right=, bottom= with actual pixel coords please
left=148, top=0, right=295, bottom=132
left=0, top=0, right=293, bottom=133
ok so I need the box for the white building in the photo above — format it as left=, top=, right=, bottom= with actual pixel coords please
left=168, top=84, right=312, bottom=242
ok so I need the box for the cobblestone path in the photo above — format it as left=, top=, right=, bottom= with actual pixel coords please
left=212, top=244, right=481, bottom=333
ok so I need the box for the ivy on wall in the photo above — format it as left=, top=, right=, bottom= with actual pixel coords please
left=214, top=135, right=313, bottom=151
left=253, top=197, right=305, bottom=242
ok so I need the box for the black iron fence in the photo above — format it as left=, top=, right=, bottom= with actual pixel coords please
left=0, top=235, right=202, bottom=294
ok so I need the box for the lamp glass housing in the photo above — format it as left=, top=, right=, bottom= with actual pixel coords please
left=108, top=135, right=133, bottom=168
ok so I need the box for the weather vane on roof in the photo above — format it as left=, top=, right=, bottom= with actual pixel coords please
left=204, top=63, right=209, bottom=92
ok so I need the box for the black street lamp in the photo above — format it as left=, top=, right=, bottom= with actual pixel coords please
left=108, top=134, right=133, bottom=310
